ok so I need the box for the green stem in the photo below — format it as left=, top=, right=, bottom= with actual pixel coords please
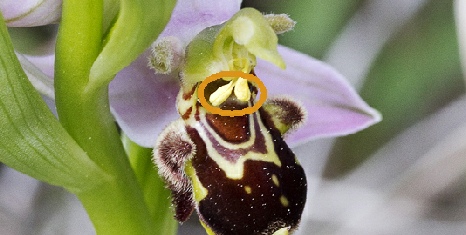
left=55, top=1, right=153, bottom=234
left=124, top=135, right=178, bottom=235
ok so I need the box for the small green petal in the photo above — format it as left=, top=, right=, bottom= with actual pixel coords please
left=263, top=13, right=296, bottom=35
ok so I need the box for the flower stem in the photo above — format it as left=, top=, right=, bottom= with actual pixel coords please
left=55, top=0, right=153, bottom=233
left=124, top=135, right=178, bottom=235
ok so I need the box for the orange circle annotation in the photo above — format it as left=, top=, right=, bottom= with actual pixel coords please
left=197, top=71, right=267, bottom=117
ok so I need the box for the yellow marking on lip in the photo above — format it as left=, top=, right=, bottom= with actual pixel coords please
left=200, top=220, right=215, bottom=235
left=272, top=227, right=290, bottom=235
left=194, top=110, right=282, bottom=180
left=185, top=160, right=208, bottom=202
left=280, top=195, right=289, bottom=207
left=244, top=185, right=252, bottom=194
left=294, top=156, right=301, bottom=166
left=271, top=174, right=280, bottom=187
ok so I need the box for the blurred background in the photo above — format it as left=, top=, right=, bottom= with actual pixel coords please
left=2, top=0, right=466, bottom=234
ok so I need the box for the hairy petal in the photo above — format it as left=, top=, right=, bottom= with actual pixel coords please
left=109, top=51, right=180, bottom=148
left=255, top=46, right=382, bottom=147
left=1, top=0, right=61, bottom=27
left=149, top=0, right=242, bottom=74
left=157, top=0, right=242, bottom=47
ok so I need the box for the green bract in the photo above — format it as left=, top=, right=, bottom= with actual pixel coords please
left=183, top=8, right=285, bottom=86
left=0, top=13, right=109, bottom=193
left=1, top=0, right=176, bottom=234
left=88, top=0, right=177, bottom=91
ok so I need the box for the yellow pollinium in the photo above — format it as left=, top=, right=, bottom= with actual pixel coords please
left=209, top=77, right=251, bottom=106
left=208, top=55, right=254, bottom=107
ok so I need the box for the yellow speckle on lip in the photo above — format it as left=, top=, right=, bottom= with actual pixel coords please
left=244, top=185, right=252, bottom=194
left=272, top=227, right=290, bottom=235
left=280, top=195, right=289, bottom=207
left=185, top=160, right=208, bottom=201
left=271, top=174, right=280, bottom=187
left=201, top=220, right=216, bottom=235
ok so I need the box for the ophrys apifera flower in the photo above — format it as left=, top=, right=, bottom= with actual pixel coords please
left=151, top=7, right=380, bottom=235
left=1, top=1, right=380, bottom=234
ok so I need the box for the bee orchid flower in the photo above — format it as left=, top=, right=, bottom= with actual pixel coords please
left=110, top=0, right=381, bottom=149
left=1, top=0, right=380, bottom=149
left=111, top=3, right=380, bottom=234
left=1, top=0, right=381, bottom=234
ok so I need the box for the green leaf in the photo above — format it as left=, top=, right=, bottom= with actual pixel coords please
left=55, top=1, right=157, bottom=234
left=88, top=0, right=176, bottom=90
left=0, top=13, right=109, bottom=194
